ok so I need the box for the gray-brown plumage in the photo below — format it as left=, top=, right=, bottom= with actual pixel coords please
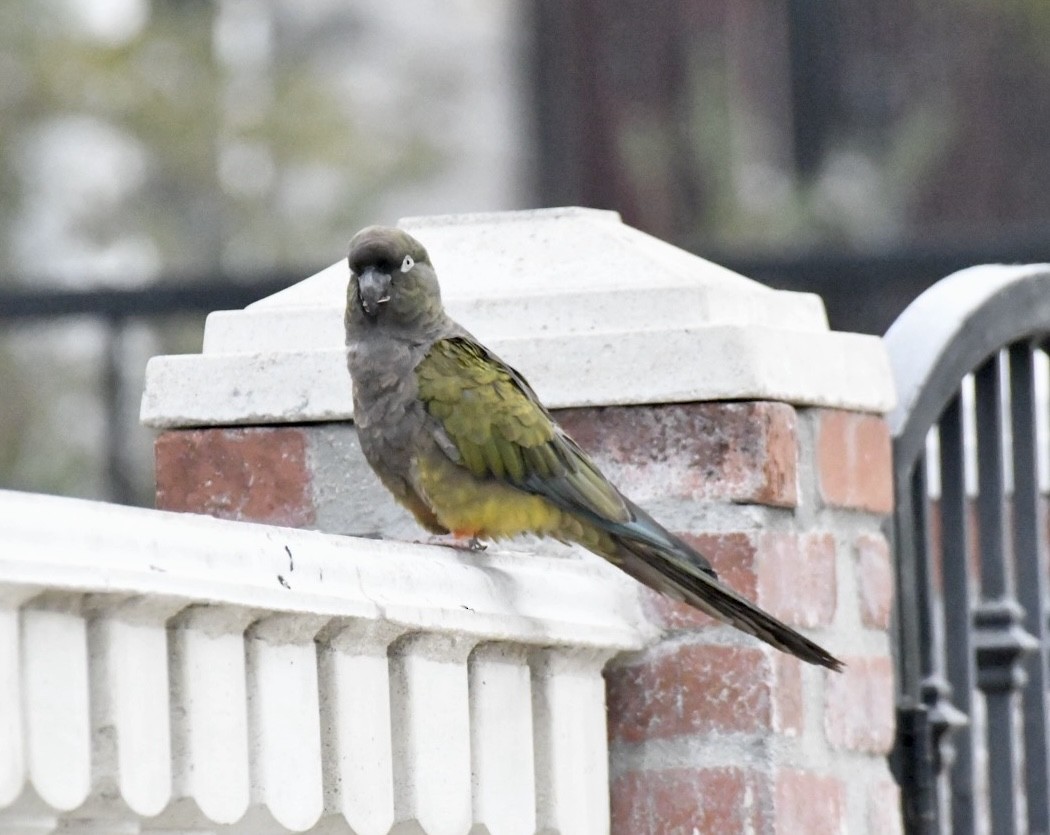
left=345, top=225, right=842, bottom=670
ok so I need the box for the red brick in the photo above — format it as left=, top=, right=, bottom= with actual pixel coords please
left=606, top=644, right=782, bottom=742
left=611, top=768, right=767, bottom=835
left=555, top=401, right=798, bottom=507
left=868, top=778, right=905, bottom=835
left=856, top=533, right=893, bottom=629
left=757, top=531, right=837, bottom=627
left=775, top=770, right=847, bottom=835
left=824, top=654, right=896, bottom=753
left=816, top=410, right=893, bottom=513
left=642, top=533, right=759, bottom=630
left=643, top=531, right=837, bottom=631
left=155, top=427, right=315, bottom=527
left=773, top=653, right=804, bottom=736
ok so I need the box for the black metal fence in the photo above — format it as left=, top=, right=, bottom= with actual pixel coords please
left=886, top=265, right=1050, bottom=834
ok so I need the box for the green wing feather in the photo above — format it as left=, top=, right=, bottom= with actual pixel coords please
left=416, top=337, right=629, bottom=523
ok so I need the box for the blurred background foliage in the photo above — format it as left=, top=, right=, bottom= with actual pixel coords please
left=2, top=0, right=1050, bottom=504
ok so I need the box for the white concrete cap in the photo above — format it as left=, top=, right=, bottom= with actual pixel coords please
left=141, top=207, right=895, bottom=428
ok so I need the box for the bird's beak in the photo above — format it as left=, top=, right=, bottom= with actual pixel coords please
left=357, top=267, right=392, bottom=317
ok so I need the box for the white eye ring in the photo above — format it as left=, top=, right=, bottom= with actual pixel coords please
left=401, top=255, right=414, bottom=273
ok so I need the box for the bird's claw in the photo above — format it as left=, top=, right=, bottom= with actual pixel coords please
left=428, top=534, right=488, bottom=552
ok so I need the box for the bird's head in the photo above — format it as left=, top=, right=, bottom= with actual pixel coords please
left=346, top=226, right=444, bottom=334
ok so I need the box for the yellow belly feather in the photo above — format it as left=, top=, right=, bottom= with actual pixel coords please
left=414, top=449, right=613, bottom=556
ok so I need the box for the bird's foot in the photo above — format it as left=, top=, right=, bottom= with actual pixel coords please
left=429, top=533, right=488, bottom=552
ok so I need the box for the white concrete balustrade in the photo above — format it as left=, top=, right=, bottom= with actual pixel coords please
left=0, top=489, right=651, bottom=834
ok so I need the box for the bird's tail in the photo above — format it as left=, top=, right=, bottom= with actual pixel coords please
left=606, top=501, right=843, bottom=671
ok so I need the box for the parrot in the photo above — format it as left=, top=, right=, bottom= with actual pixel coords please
left=344, top=225, right=842, bottom=671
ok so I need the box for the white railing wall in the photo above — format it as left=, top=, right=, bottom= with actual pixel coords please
left=0, top=489, right=650, bottom=834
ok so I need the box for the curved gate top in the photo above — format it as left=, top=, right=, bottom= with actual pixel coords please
left=886, top=264, right=1050, bottom=835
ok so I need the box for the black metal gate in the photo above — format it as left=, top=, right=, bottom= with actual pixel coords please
left=887, top=265, right=1050, bottom=834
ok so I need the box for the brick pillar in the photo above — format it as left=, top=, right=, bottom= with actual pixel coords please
left=571, top=404, right=900, bottom=835
left=153, top=401, right=901, bottom=835
left=143, top=208, right=901, bottom=834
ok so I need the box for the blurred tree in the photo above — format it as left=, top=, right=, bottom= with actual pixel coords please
left=0, top=0, right=475, bottom=502
left=0, top=0, right=447, bottom=280
left=530, top=0, right=1050, bottom=252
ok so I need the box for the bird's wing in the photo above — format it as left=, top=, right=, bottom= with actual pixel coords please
left=417, top=336, right=719, bottom=575
left=415, top=336, right=632, bottom=524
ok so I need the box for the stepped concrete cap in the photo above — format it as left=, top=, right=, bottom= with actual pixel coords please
left=141, top=207, right=895, bottom=428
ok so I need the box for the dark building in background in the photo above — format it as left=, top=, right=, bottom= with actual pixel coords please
left=529, top=0, right=1050, bottom=334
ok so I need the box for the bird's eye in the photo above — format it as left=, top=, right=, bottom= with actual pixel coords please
left=401, top=255, right=414, bottom=273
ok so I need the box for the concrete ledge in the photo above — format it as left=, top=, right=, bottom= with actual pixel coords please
left=143, top=325, right=892, bottom=429
left=0, top=490, right=650, bottom=650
